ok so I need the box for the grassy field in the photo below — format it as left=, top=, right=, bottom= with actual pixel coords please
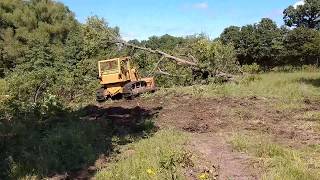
left=137, top=70, right=320, bottom=179
left=10, top=71, right=319, bottom=179
left=230, top=133, right=320, bottom=180
left=160, top=71, right=320, bottom=100
left=151, top=71, right=320, bottom=110
left=95, top=130, right=188, bottom=180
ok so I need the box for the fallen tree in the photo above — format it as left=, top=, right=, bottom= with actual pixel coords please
left=114, top=39, right=240, bottom=81
left=114, top=39, right=198, bottom=66
left=105, top=30, right=240, bottom=81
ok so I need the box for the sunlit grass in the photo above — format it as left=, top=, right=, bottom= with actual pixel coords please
left=186, top=72, right=319, bottom=100
left=0, top=79, right=9, bottom=103
left=0, top=79, right=7, bottom=95
left=95, top=129, right=188, bottom=180
left=294, top=111, right=320, bottom=121
left=229, top=133, right=320, bottom=180
left=151, top=71, right=320, bottom=110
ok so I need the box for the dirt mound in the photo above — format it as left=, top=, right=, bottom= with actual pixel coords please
left=183, top=120, right=210, bottom=133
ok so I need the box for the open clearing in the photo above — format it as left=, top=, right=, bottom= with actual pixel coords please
left=92, top=95, right=319, bottom=179
left=56, top=71, right=317, bottom=180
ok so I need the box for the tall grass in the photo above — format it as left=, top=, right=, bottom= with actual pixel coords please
left=177, top=72, right=320, bottom=100
left=0, top=79, right=7, bottom=96
left=0, top=79, right=8, bottom=106
left=222, top=72, right=320, bottom=100
left=95, top=129, right=188, bottom=180
left=230, top=133, right=320, bottom=180
left=152, top=71, right=320, bottom=110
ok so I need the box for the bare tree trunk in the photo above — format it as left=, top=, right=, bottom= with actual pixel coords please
left=115, top=40, right=198, bottom=66
left=33, top=79, right=48, bottom=103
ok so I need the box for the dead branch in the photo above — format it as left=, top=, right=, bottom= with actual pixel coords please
left=148, top=55, right=165, bottom=76
left=155, top=68, right=172, bottom=76
left=214, top=72, right=238, bottom=81
left=114, top=40, right=198, bottom=66
left=155, top=68, right=188, bottom=77
left=33, top=78, right=48, bottom=103
left=188, top=54, right=198, bottom=63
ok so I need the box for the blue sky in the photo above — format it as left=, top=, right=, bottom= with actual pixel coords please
left=59, top=0, right=301, bottom=40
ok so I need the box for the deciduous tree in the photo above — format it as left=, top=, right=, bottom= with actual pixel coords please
left=283, top=0, right=320, bottom=29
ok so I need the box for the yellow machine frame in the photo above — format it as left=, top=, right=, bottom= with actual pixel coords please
left=97, top=57, right=156, bottom=100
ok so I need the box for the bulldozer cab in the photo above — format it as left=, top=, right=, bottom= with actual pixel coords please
left=96, top=56, right=156, bottom=101
left=98, top=57, right=138, bottom=85
left=99, top=58, right=126, bottom=76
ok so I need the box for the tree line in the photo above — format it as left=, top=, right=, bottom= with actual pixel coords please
left=220, top=0, right=320, bottom=68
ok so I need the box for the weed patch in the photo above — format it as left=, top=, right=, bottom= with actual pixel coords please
left=95, top=129, right=189, bottom=180
left=230, top=133, right=320, bottom=180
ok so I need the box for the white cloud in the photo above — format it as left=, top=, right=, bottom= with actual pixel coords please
left=293, top=0, right=305, bottom=8
left=121, top=32, right=136, bottom=41
left=193, top=2, right=209, bottom=10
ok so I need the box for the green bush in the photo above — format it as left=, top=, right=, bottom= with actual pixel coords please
left=7, top=121, right=106, bottom=178
left=271, top=65, right=297, bottom=72
left=193, top=39, right=240, bottom=75
left=301, top=65, right=320, bottom=72
left=242, top=63, right=261, bottom=74
left=0, top=97, right=112, bottom=179
left=36, top=122, right=99, bottom=174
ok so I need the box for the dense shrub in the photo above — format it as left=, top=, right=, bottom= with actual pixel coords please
left=301, top=65, right=320, bottom=72
left=242, top=63, right=261, bottom=74
left=271, top=65, right=296, bottom=72
left=0, top=97, right=112, bottom=179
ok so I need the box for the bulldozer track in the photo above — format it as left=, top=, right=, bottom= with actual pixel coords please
left=123, top=81, right=148, bottom=99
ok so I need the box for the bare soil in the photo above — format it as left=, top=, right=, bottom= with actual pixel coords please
left=100, top=95, right=320, bottom=145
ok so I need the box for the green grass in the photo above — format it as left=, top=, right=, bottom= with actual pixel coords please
left=0, top=79, right=7, bottom=95
left=294, top=111, right=320, bottom=121
left=95, top=129, right=188, bottom=180
left=155, top=71, right=320, bottom=102
left=230, top=133, right=320, bottom=180
left=0, top=79, right=8, bottom=104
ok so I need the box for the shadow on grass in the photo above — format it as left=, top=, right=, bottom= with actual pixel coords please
left=0, top=104, right=162, bottom=179
left=299, top=78, right=320, bottom=87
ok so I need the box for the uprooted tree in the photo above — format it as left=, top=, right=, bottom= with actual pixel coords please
left=105, top=30, right=241, bottom=83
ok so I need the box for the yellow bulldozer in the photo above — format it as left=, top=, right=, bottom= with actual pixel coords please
left=96, top=57, right=156, bottom=101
